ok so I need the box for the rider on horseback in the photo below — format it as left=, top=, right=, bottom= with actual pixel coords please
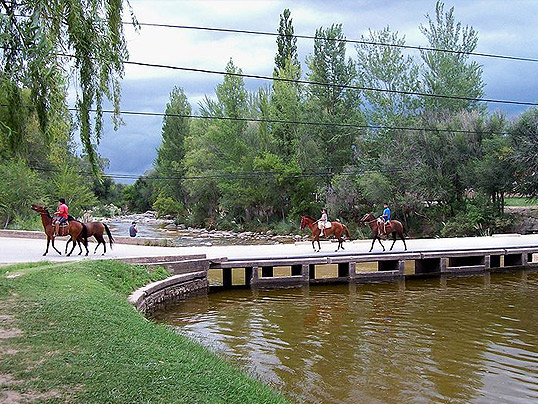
left=379, top=202, right=391, bottom=235
left=53, top=198, right=69, bottom=236
left=318, top=208, right=328, bottom=237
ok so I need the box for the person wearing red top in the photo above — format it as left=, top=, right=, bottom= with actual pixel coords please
left=54, top=198, right=69, bottom=235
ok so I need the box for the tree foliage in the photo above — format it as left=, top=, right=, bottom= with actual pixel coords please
left=0, top=0, right=134, bottom=173
left=419, top=1, right=485, bottom=112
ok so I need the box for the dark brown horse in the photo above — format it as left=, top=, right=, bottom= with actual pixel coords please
left=300, top=215, right=351, bottom=252
left=359, top=212, right=407, bottom=252
left=30, top=204, right=87, bottom=256
left=67, top=221, right=114, bottom=255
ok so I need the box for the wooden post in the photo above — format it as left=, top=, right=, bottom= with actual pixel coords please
left=249, top=266, right=259, bottom=286
left=302, top=264, right=309, bottom=282
left=398, top=260, right=405, bottom=275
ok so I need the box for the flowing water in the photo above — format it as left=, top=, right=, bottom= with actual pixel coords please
left=153, top=271, right=538, bottom=404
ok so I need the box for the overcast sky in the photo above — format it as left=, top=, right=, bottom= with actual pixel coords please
left=92, top=0, right=538, bottom=182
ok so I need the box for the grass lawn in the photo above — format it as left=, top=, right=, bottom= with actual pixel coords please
left=505, top=197, right=538, bottom=207
left=0, top=260, right=292, bottom=404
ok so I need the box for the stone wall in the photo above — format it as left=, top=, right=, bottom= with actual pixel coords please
left=128, top=271, right=209, bottom=315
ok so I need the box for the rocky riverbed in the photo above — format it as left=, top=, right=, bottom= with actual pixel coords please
left=89, top=211, right=307, bottom=247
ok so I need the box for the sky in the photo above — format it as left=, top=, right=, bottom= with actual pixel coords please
left=91, top=0, right=538, bottom=182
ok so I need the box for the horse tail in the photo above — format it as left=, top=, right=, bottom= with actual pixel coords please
left=104, top=223, right=114, bottom=249
left=343, top=224, right=351, bottom=240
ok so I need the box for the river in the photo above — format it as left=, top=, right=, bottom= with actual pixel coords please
left=153, top=271, right=538, bottom=404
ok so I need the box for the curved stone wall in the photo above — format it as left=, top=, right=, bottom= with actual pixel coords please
left=128, top=271, right=209, bottom=314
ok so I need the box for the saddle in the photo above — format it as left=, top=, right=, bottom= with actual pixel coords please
left=377, top=219, right=392, bottom=237
left=54, top=219, right=70, bottom=236
left=318, top=222, right=332, bottom=230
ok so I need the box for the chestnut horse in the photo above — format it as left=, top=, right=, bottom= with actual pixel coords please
left=359, top=212, right=407, bottom=252
left=30, top=204, right=87, bottom=256
left=300, top=215, right=351, bottom=252
left=67, top=221, right=114, bottom=255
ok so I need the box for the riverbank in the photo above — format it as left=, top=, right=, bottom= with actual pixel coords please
left=0, top=260, right=291, bottom=404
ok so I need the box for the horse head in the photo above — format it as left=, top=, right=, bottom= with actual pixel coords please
left=30, top=204, right=50, bottom=217
left=360, top=213, right=375, bottom=223
left=300, top=216, right=307, bottom=229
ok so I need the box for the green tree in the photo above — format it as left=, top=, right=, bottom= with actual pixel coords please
left=154, top=87, right=191, bottom=205
left=419, top=1, right=485, bottom=112
left=0, top=0, right=135, bottom=173
left=183, top=59, right=250, bottom=223
left=274, top=9, right=300, bottom=79
left=271, top=62, right=303, bottom=159
left=123, top=175, right=155, bottom=213
left=356, top=26, right=422, bottom=126
left=0, top=159, right=44, bottom=228
left=509, top=107, right=538, bottom=197
left=48, top=166, right=98, bottom=217
left=304, top=24, right=362, bottom=176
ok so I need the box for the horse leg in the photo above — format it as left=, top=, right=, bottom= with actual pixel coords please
left=390, top=233, right=397, bottom=251
left=99, top=235, right=106, bottom=255
left=44, top=236, right=50, bottom=256
left=336, top=236, right=344, bottom=252
left=377, top=236, right=385, bottom=252
left=400, top=231, right=407, bottom=251
left=51, top=237, right=62, bottom=255
left=317, top=239, right=321, bottom=252
left=369, top=237, right=375, bottom=252
left=66, top=234, right=78, bottom=256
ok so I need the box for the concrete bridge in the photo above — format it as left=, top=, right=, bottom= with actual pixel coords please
left=3, top=230, right=538, bottom=312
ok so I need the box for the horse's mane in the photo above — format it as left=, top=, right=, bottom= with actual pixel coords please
left=304, top=215, right=317, bottom=221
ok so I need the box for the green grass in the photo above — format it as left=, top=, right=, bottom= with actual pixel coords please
left=505, top=197, right=538, bottom=207
left=0, top=261, right=292, bottom=404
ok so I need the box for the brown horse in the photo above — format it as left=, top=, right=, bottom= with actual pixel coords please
left=359, top=212, right=407, bottom=252
left=300, top=215, right=351, bottom=252
left=30, top=204, right=87, bottom=256
left=67, top=221, right=114, bottom=256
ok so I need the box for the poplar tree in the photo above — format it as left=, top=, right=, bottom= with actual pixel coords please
left=419, top=1, right=485, bottom=112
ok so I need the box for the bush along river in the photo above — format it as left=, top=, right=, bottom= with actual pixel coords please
left=153, top=270, right=538, bottom=404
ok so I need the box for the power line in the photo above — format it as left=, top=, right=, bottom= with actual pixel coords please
left=4, top=11, right=538, bottom=64
left=0, top=103, right=511, bottom=136
left=125, top=60, right=538, bottom=107
left=1, top=44, right=536, bottom=107
left=30, top=164, right=407, bottom=182
left=132, top=21, right=538, bottom=64
left=77, top=107, right=510, bottom=137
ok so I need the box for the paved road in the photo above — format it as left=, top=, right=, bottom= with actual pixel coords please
left=1, top=233, right=538, bottom=265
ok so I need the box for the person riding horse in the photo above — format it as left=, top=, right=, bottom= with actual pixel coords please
left=53, top=198, right=69, bottom=236
left=378, top=202, right=391, bottom=236
left=318, top=208, right=329, bottom=237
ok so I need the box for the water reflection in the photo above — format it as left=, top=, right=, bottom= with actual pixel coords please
left=153, top=271, right=538, bottom=404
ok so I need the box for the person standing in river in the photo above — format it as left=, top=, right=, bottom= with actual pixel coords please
left=129, top=221, right=138, bottom=237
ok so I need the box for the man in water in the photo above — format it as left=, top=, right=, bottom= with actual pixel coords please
left=129, top=221, right=138, bottom=237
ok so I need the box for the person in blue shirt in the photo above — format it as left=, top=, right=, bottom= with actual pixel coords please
left=379, top=202, right=391, bottom=234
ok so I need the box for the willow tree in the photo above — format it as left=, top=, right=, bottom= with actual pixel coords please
left=0, top=0, right=135, bottom=173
